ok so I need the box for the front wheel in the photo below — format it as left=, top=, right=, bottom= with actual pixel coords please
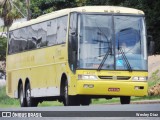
left=120, top=96, right=131, bottom=104
left=25, top=83, right=38, bottom=107
left=63, top=80, right=80, bottom=106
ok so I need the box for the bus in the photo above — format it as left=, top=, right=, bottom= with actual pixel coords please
left=6, top=6, right=148, bottom=107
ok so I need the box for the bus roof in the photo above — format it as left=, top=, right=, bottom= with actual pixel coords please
left=9, top=6, right=144, bottom=31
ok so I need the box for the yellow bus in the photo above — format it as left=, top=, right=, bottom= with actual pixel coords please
left=6, top=6, right=148, bottom=107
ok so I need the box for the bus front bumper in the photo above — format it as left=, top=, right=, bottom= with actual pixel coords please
left=77, top=81, right=148, bottom=96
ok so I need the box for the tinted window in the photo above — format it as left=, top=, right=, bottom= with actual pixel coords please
left=19, top=28, right=28, bottom=51
left=47, top=19, right=57, bottom=46
left=28, top=22, right=47, bottom=50
left=8, top=28, right=28, bottom=54
left=8, top=15, right=68, bottom=54
left=57, top=16, right=68, bottom=44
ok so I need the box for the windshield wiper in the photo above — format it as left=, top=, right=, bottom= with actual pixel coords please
left=97, top=48, right=111, bottom=71
left=119, top=48, right=132, bottom=72
left=117, top=28, right=132, bottom=72
left=95, top=20, right=113, bottom=71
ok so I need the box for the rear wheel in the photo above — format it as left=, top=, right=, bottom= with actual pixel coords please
left=25, top=83, right=38, bottom=107
left=120, top=96, right=131, bottom=104
left=63, top=80, right=80, bottom=106
left=19, top=84, right=26, bottom=107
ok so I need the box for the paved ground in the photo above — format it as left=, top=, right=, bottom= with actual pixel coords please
left=0, top=104, right=160, bottom=119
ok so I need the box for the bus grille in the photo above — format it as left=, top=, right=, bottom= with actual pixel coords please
left=98, top=76, right=131, bottom=80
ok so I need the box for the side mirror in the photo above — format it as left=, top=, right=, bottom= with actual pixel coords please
left=147, top=35, right=155, bottom=55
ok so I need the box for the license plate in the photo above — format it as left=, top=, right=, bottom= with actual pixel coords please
left=108, top=88, right=120, bottom=92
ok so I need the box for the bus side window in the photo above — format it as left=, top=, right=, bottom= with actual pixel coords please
left=19, top=28, right=28, bottom=51
left=57, top=16, right=68, bottom=44
left=9, top=29, right=28, bottom=54
left=38, top=22, right=47, bottom=47
left=47, top=19, right=57, bottom=46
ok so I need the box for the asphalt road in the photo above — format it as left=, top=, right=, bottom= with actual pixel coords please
left=1, top=104, right=160, bottom=111
left=0, top=104, right=160, bottom=120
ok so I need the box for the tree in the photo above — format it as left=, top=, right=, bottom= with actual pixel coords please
left=0, top=36, right=7, bottom=61
left=0, top=0, right=26, bottom=31
left=31, top=0, right=77, bottom=18
left=0, top=0, right=26, bottom=74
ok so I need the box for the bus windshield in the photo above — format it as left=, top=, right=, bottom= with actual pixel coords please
left=77, top=13, right=147, bottom=71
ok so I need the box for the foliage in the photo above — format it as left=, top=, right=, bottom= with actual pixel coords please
left=31, top=0, right=76, bottom=18
left=0, top=0, right=26, bottom=30
left=0, top=0, right=13, bottom=28
left=0, top=0, right=26, bottom=64
left=148, top=70, right=160, bottom=87
left=0, top=86, right=19, bottom=108
left=0, top=36, right=7, bottom=61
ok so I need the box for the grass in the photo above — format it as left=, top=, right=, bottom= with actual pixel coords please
left=0, top=87, right=19, bottom=108
left=38, top=101, right=63, bottom=107
left=0, top=27, right=6, bottom=32
left=148, top=70, right=160, bottom=87
left=0, top=69, right=160, bottom=108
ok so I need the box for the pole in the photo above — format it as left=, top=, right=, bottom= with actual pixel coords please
left=26, top=0, right=31, bottom=20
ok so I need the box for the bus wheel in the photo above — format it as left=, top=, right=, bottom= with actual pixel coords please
left=120, top=96, right=130, bottom=104
left=25, top=83, right=38, bottom=107
left=63, top=80, right=80, bottom=106
left=19, top=84, right=26, bottom=107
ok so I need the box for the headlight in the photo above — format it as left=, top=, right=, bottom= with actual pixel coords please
left=78, top=75, right=98, bottom=80
left=132, top=76, right=148, bottom=81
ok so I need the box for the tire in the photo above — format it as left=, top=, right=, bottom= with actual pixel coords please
left=120, top=96, right=131, bottom=104
left=25, top=83, right=38, bottom=107
left=63, top=80, right=80, bottom=106
left=19, top=84, right=27, bottom=107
